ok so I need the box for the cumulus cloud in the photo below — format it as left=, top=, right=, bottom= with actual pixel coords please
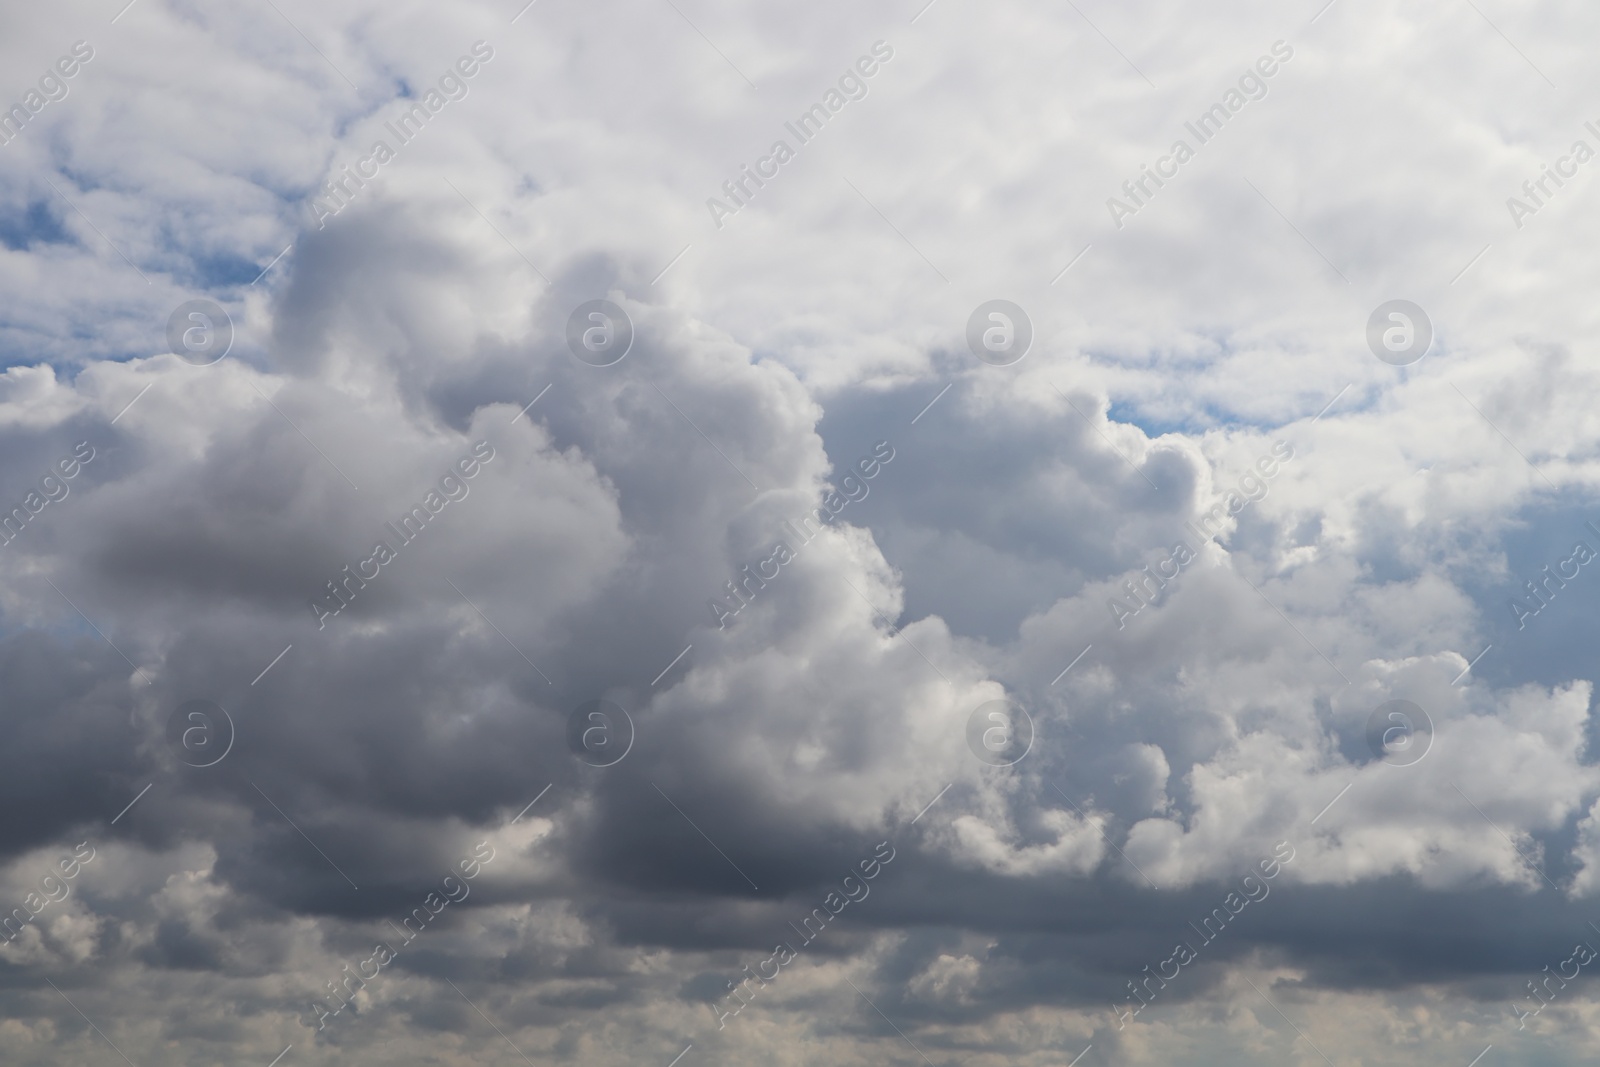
left=2, top=0, right=1600, bottom=1065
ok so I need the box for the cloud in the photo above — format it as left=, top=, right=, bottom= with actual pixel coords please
left=4, top=0, right=1600, bottom=1065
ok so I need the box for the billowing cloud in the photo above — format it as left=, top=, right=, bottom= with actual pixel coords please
left=2, top=1, right=1600, bottom=1065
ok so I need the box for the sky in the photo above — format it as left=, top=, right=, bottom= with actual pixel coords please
left=0, top=0, right=1597, bottom=1065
